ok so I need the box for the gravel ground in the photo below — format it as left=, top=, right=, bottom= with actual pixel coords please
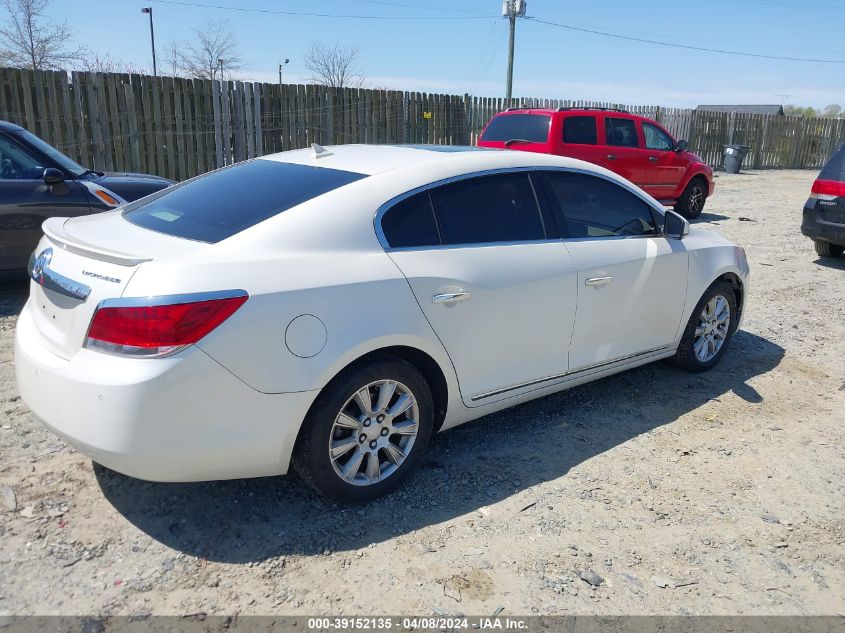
left=0, top=169, right=843, bottom=617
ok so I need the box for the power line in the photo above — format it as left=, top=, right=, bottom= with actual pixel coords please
left=348, top=0, right=492, bottom=15
left=148, top=0, right=497, bottom=20
left=528, top=17, right=845, bottom=64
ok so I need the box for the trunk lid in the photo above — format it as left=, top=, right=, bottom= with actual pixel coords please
left=29, top=214, right=206, bottom=360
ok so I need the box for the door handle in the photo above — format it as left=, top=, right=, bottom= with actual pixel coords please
left=432, top=291, right=471, bottom=304
left=606, top=154, right=617, bottom=161
left=585, top=276, right=613, bottom=287
left=648, top=156, right=659, bottom=162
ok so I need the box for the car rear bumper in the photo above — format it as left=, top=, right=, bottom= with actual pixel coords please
left=15, top=300, right=316, bottom=482
left=801, top=199, right=845, bottom=246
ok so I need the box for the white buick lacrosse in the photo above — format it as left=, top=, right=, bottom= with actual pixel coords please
left=15, top=144, right=749, bottom=502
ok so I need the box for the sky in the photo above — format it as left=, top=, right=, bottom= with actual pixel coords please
left=39, top=0, right=845, bottom=108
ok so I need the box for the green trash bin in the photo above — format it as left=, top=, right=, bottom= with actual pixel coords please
left=724, top=145, right=751, bottom=173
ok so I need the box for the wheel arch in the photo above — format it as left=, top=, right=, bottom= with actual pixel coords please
left=715, top=272, right=744, bottom=332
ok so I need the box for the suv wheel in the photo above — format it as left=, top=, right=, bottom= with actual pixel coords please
left=814, top=239, right=844, bottom=258
left=675, top=179, right=707, bottom=220
left=293, top=358, right=434, bottom=503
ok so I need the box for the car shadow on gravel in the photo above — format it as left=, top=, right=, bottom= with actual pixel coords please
left=95, top=330, right=784, bottom=564
left=694, top=212, right=731, bottom=223
left=812, top=256, right=845, bottom=270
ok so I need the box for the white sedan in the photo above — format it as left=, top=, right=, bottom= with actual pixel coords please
left=15, top=144, right=749, bottom=502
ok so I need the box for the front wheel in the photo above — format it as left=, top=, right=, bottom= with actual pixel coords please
left=674, top=179, right=707, bottom=220
left=672, top=282, right=737, bottom=372
left=814, top=239, right=844, bottom=258
left=292, top=358, right=434, bottom=503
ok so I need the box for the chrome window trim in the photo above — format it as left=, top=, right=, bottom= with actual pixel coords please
left=374, top=165, right=667, bottom=252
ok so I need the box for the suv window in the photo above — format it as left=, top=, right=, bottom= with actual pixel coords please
left=124, top=160, right=367, bottom=243
left=480, top=114, right=551, bottom=143
left=563, top=116, right=597, bottom=145
left=429, top=172, right=546, bottom=245
left=380, top=191, right=440, bottom=248
left=642, top=122, right=674, bottom=151
left=0, top=134, right=43, bottom=179
left=542, top=171, right=658, bottom=238
left=605, top=117, right=639, bottom=148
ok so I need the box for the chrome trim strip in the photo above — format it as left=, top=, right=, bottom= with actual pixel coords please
left=373, top=165, right=667, bottom=252
left=470, top=345, right=672, bottom=401
left=28, top=249, right=91, bottom=302
left=95, top=288, right=249, bottom=310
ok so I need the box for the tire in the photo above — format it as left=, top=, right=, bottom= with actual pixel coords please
left=814, top=239, right=845, bottom=258
left=672, top=281, right=738, bottom=373
left=292, top=357, right=434, bottom=503
left=674, top=178, right=708, bottom=220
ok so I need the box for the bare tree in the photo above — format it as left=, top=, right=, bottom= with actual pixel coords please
left=822, top=104, right=843, bottom=118
left=164, top=41, right=181, bottom=78
left=0, top=0, right=83, bottom=69
left=76, top=52, right=145, bottom=75
left=304, top=41, right=365, bottom=88
left=179, top=19, right=243, bottom=80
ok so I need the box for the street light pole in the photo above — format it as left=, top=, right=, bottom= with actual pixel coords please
left=141, top=7, right=157, bottom=76
left=218, top=58, right=224, bottom=81
left=279, top=58, right=289, bottom=88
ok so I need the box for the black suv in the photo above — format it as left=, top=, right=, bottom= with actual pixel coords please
left=802, top=143, right=845, bottom=258
left=0, top=121, right=173, bottom=275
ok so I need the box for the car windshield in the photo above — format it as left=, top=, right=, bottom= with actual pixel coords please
left=480, top=113, right=551, bottom=143
left=122, top=159, right=368, bottom=243
left=12, top=129, right=86, bottom=176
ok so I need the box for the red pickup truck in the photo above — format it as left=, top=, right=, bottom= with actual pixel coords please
left=477, top=107, right=714, bottom=219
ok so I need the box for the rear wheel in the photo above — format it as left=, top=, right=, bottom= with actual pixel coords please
left=814, top=239, right=844, bottom=258
left=672, top=281, right=737, bottom=372
left=293, top=358, right=434, bottom=503
left=674, top=178, right=707, bottom=220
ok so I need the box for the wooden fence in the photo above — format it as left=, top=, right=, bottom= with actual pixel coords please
left=1, top=67, right=843, bottom=181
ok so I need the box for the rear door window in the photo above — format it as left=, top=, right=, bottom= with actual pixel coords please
left=123, top=159, right=367, bottom=243
left=480, top=114, right=551, bottom=143
left=429, top=172, right=546, bottom=245
left=380, top=191, right=440, bottom=248
left=541, top=171, right=659, bottom=238
left=605, top=117, right=640, bottom=148
left=563, top=116, right=598, bottom=145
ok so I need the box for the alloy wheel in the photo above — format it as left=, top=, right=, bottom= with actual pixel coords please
left=328, top=379, right=420, bottom=487
left=693, top=295, right=731, bottom=363
left=689, top=185, right=705, bottom=214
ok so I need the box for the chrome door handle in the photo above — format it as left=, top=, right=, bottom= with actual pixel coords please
left=607, top=154, right=617, bottom=160
left=432, top=291, right=471, bottom=304
left=585, top=276, right=613, bottom=287
left=648, top=156, right=659, bottom=162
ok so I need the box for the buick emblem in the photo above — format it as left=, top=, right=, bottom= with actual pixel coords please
left=31, top=248, right=53, bottom=284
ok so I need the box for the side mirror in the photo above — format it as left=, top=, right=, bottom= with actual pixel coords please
left=674, top=139, right=688, bottom=152
left=43, top=167, right=65, bottom=185
left=663, top=209, right=690, bottom=239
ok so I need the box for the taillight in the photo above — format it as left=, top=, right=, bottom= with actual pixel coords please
left=810, top=179, right=845, bottom=200
left=84, top=291, right=248, bottom=357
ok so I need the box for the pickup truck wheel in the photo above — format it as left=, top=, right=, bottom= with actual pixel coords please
left=813, top=239, right=844, bottom=258
left=674, top=179, right=707, bottom=220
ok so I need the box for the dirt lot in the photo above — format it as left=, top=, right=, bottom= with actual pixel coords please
left=0, top=170, right=843, bottom=617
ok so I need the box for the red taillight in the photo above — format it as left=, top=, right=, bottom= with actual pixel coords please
left=810, top=179, right=845, bottom=199
left=85, top=293, right=247, bottom=357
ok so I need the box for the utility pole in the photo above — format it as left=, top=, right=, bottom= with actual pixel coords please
left=141, top=7, right=157, bottom=76
left=218, top=58, right=225, bottom=81
left=503, top=0, right=526, bottom=103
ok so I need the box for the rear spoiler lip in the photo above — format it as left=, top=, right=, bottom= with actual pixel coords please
left=41, top=217, right=152, bottom=267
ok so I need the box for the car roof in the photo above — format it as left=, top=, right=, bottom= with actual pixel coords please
left=0, top=120, right=25, bottom=132
left=256, top=143, right=615, bottom=178
left=494, top=108, right=636, bottom=118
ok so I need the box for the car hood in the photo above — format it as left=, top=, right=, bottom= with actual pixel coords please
left=87, top=172, right=174, bottom=201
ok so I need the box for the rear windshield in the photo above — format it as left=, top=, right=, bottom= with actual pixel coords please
left=123, top=159, right=367, bottom=242
left=820, top=144, right=845, bottom=181
left=480, top=114, right=551, bottom=143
